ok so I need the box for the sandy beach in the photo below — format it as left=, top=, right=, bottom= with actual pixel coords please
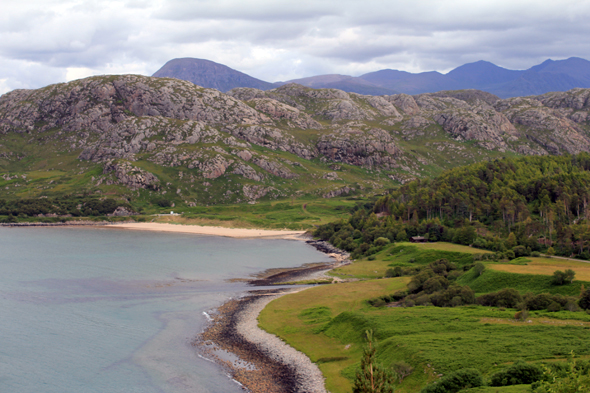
left=105, top=222, right=308, bottom=240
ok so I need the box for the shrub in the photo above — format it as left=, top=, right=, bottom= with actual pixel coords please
left=553, top=269, right=575, bottom=285
left=513, top=245, right=530, bottom=257
left=526, top=293, right=554, bottom=311
left=490, top=360, right=543, bottom=386
left=504, top=250, right=516, bottom=260
left=477, top=288, right=522, bottom=308
left=474, top=262, right=485, bottom=276
left=579, top=288, right=590, bottom=310
left=452, top=226, right=476, bottom=246
left=154, top=198, right=172, bottom=208
left=393, top=361, right=414, bottom=382
left=385, top=268, right=397, bottom=278
left=423, top=276, right=450, bottom=294
left=420, top=368, right=483, bottom=393
left=532, top=353, right=590, bottom=392
left=472, top=238, right=487, bottom=249
left=515, top=309, right=529, bottom=321
left=374, top=237, right=390, bottom=247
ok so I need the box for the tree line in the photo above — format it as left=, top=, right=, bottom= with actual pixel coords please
left=315, top=153, right=590, bottom=260
left=0, top=196, right=131, bottom=219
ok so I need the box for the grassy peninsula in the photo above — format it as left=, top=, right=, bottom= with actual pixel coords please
left=259, top=242, right=590, bottom=393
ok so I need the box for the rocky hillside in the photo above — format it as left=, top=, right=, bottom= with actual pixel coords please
left=1, top=74, right=590, bottom=207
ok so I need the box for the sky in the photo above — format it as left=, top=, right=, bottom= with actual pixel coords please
left=1, top=0, right=589, bottom=94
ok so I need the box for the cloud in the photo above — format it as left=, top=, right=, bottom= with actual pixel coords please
left=1, top=0, right=590, bottom=93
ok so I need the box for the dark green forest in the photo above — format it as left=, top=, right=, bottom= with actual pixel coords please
left=0, top=196, right=132, bottom=221
left=314, top=153, right=590, bottom=260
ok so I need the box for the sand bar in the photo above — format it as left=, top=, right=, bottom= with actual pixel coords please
left=105, top=222, right=307, bottom=240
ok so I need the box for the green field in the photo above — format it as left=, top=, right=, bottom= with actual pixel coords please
left=331, top=242, right=490, bottom=279
left=489, top=257, right=590, bottom=282
left=151, top=197, right=363, bottom=230
left=258, top=241, right=590, bottom=393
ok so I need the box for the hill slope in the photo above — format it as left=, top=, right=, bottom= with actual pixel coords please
left=1, top=75, right=590, bottom=208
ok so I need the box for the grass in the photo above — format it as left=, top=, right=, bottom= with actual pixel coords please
left=259, top=278, right=410, bottom=393
left=462, top=386, right=531, bottom=393
left=397, top=242, right=493, bottom=254
left=152, top=197, right=360, bottom=230
left=488, top=257, right=590, bottom=282
left=458, top=268, right=588, bottom=296
left=259, top=241, right=590, bottom=393
left=259, top=277, right=590, bottom=393
left=330, top=242, right=487, bottom=279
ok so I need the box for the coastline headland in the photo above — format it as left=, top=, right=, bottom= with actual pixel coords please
left=196, top=253, right=349, bottom=393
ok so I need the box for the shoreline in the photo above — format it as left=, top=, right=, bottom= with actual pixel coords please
left=102, top=222, right=309, bottom=240
left=6, top=220, right=347, bottom=391
left=196, top=248, right=350, bottom=393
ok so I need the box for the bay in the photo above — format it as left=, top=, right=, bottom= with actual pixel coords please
left=0, top=226, right=331, bottom=393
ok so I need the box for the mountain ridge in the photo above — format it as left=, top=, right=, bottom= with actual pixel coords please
left=152, top=57, right=590, bottom=98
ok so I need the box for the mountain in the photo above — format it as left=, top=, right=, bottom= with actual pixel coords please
left=152, top=57, right=590, bottom=98
left=152, top=58, right=276, bottom=92
left=445, top=60, right=523, bottom=89
left=2, top=75, right=590, bottom=209
left=490, top=57, right=590, bottom=97
left=277, top=74, right=398, bottom=95
left=359, top=57, right=590, bottom=98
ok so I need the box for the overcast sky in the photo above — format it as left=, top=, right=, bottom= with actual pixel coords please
left=1, top=0, right=589, bottom=94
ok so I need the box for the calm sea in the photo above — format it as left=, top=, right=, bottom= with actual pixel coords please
left=0, top=226, right=331, bottom=393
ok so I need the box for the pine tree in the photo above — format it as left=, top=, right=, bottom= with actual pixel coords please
left=353, top=330, right=396, bottom=393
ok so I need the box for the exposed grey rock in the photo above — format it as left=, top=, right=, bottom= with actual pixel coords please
left=199, top=155, right=234, bottom=179
left=243, top=185, right=272, bottom=200
left=225, top=125, right=317, bottom=160
left=322, top=172, right=340, bottom=180
left=103, top=161, right=160, bottom=190
left=317, top=127, right=399, bottom=168
left=232, top=163, right=265, bottom=182
left=323, top=186, right=355, bottom=198
left=387, top=94, right=420, bottom=115
left=252, top=158, right=297, bottom=179
left=108, top=206, right=136, bottom=216
left=251, top=98, right=321, bottom=129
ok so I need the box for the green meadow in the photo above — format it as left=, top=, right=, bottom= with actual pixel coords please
left=258, top=241, right=590, bottom=393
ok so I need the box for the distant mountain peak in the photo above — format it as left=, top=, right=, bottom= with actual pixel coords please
left=152, top=56, right=590, bottom=98
left=152, top=58, right=276, bottom=92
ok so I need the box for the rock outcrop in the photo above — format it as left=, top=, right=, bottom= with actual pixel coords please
left=103, top=161, right=160, bottom=190
left=2, top=74, right=590, bottom=204
left=317, top=127, right=399, bottom=168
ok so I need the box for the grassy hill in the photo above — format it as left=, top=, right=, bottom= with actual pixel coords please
left=259, top=242, right=590, bottom=393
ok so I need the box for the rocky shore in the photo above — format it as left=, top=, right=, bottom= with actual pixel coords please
left=196, top=249, right=350, bottom=392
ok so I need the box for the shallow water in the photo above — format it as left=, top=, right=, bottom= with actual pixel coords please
left=0, top=226, right=331, bottom=393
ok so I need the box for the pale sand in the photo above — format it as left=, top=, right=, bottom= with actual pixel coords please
left=105, top=222, right=307, bottom=240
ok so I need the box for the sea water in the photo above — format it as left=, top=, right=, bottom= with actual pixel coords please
left=0, top=226, right=331, bottom=393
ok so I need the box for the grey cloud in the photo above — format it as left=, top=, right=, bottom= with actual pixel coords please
left=157, top=0, right=338, bottom=22
left=1, top=0, right=590, bottom=93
